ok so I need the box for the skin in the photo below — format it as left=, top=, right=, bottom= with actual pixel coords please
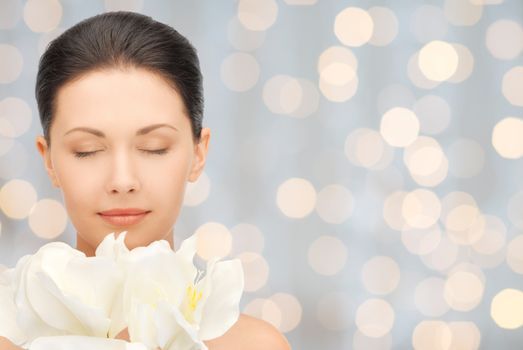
left=12, top=67, right=290, bottom=349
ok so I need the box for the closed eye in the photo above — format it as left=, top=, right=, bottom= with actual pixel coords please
left=73, top=149, right=169, bottom=159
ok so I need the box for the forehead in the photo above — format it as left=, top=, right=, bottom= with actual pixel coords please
left=53, top=67, right=187, bottom=130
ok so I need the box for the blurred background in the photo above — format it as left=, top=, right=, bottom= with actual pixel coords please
left=1, top=0, right=523, bottom=349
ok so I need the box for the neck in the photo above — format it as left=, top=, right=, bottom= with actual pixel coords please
left=76, top=228, right=175, bottom=256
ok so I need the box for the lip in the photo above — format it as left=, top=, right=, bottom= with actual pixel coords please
left=98, top=208, right=150, bottom=216
left=97, top=208, right=151, bottom=227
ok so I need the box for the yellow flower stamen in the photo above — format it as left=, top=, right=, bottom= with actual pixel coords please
left=183, top=284, right=203, bottom=323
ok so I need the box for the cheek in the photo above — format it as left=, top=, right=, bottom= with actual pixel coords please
left=54, top=158, right=101, bottom=210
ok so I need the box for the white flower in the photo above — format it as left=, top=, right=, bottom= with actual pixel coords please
left=0, top=265, right=26, bottom=345
left=28, top=335, right=149, bottom=350
left=10, top=240, right=123, bottom=347
left=97, top=232, right=245, bottom=350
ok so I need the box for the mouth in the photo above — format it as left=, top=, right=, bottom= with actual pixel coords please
left=97, top=210, right=151, bottom=227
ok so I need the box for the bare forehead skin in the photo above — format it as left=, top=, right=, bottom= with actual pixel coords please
left=52, top=67, right=189, bottom=136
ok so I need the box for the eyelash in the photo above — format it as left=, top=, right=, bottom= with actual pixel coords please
left=74, top=149, right=169, bottom=159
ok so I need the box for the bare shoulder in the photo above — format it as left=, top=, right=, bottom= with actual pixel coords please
left=203, top=313, right=291, bottom=350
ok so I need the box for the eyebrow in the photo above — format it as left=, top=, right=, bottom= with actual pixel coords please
left=63, top=123, right=178, bottom=137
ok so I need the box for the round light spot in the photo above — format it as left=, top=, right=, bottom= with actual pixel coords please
left=414, top=277, right=450, bottom=317
left=0, top=179, right=37, bottom=219
left=183, top=171, right=210, bottom=206
left=407, top=52, right=441, bottom=89
left=418, top=40, right=459, bottom=82
left=0, top=97, right=32, bottom=138
left=23, top=0, right=62, bottom=32
left=402, top=189, right=441, bottom=229
left=237, top=252, right=269, bottom=292
left=237, top=0, right=278, bottom=31
left=221, top=52, right=260, bottom=92
left=403, top=136, right=449, bottom=187
left=368, top=7, right=398, bottom=46
left=447, top=43, right=475, bottom=83
left=290, top=78, right=320, bottom=118
left=0, top=0, right=22, bottom=29
left=227, top=16, right=266, bottom=51
left=230, top=223, right=265, bottom=255
left=420, top=236, right=458, bottom=271
left=318, top=46, right=358, bottom=72
left=412, top=321, right=452, bottom=350
left=471, top=214, right=506, bottom=255
left=444, top=271, right=484, bottom=311
left=448, top=321, right=481, bottom=350
left=410, top=5, right=448, bottom=43
left=445, top=206, right=483, bottom=245
left=269, top=293, right=303, bottom=332
left=345, top=128, right=389, bottom=169
left=355, top=298, right=394, bottom=338
left=321, top=62, right=356, bottom=87
left=334, top=7, right=374, bottom=47
left=380, top=107, right=420, bottom=147
left=244, top=298, right=282, bottom=329
left=361, top=256, right=400, bottom=295
left=507, top=235, right=523, bottom=274
left=447, top=211, right=483, bottom=242
left=353, top=330, right=392, bottom=350
left=28, top=198, right=67, bottom=239
left=0, top=44, right=23, bottom=84
left=0, top=135, right=14, bottom=156
left=308, top=235, right=347, bottom=276
left=502, top=67, right=523, bottom=107
left=195, top=222, right=232, bottom=261
left=413, top=95, right=451, bottom=135
left=440, top=191, right=478, bottom=225
left=317, top=291, right=352, bottom=331
left=492, top=117, right=523, bottom=158
left=486, top=20, right=523, bottom=60
left=319, top=72, right=359, bottom=102
left=383, top=191, right=409, bottom=231
left=491, top=288, right=523, bottom=329
left=401, top=226, right=442, bottom=255
left=263, top=75, right=303, bottom=115
left=104, top=0, right=143, bottom=11
left=444, top=0, right=483, bottom=26
left=276, top=177, right=316, bottom=218
left=315, top=184, right=353, bottom=224
left=508, top=192, right=523, bottom=229
left=448, top=139, right=485, bottom=178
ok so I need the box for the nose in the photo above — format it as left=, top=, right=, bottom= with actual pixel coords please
left=106, top=150, right=141, bottom=194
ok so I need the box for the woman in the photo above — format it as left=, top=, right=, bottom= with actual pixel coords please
left=0, top=11, right=290, bottom=350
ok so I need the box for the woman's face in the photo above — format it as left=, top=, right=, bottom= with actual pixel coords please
left=35, top=67, right=210, bottom=256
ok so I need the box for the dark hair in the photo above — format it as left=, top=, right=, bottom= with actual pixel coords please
left=35, top=11, right=203, bottom=148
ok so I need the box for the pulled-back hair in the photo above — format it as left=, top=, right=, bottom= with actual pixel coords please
left=35, top=11, right=203, bottom=147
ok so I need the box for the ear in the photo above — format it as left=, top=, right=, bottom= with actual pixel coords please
left=35, top=135, right=61, bottom=188
left=188, top=127, right=210, bottom=183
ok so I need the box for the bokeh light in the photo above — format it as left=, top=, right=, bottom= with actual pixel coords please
left=492, top=117, right=523, bottom=158
left=334, top=7, right=374, bottom=47
left=0, top=178, right=37, bottom=219
left=490, top=288, right=523, bottom=329
left=195, top=222, right=232, bottom=261
left=308, top=235, right=348, bottom=276
left=276, top=177, right=316, bottom=218
left=28, top=198, right=67, bottom=239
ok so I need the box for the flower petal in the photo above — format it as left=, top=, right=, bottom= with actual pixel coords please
left=0, top=267, right=27, bottom=345
left=95, top=232, right=130, bottom=260
left=28, top=335, right=149, bottom=350
left=197, top=259, right=244, bottom=340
